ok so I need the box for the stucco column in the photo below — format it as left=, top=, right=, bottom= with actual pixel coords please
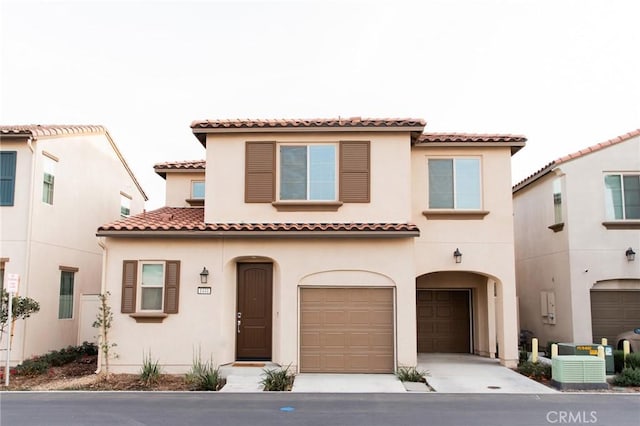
left=487, top=279, right=496, bottom=359
left=397, top=278, right=417, bottom=367
left=495, top=279, right=519, bottom=367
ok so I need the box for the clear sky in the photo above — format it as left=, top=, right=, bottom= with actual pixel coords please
left=2, top=0, right=639, bottom=209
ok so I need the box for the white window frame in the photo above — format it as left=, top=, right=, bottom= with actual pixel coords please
left=552, top=178, right=563, bottom=224
left=191, top=180, right=205, bottom=199
left=427, top=157, right=482, bottom=210
left=277, top=143, right=338, bottom=202
left=42, top=154, right=57, bottom=205
left=139, top=261, right=165, bottom=312
left=604, top=173, right=640, bottom=220
left=58, top=269, right=75, bottom=320
left=120, top=192, right=132, bottom=217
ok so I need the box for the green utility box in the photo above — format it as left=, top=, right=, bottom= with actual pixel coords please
left=557, top=343, right=614, bottom=375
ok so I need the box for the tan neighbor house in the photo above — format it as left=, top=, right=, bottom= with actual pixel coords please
left=513, top=129, right=640, bottom=349
left=0, top=125, right=147, bottom=364
left=97, top=118, right=525, bottom=373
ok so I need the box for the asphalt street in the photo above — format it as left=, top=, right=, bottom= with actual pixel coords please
left=1, top=392, right=638, bottom=426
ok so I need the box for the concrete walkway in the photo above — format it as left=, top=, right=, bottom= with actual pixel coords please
left=417, top=353, right=557, bottom=393
left=218, top=355, right=556, bottom=393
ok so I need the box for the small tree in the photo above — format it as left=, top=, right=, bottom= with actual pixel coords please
left=0, top=290, right=40, bottom=346
left=92, top=291, right=117, bottom=379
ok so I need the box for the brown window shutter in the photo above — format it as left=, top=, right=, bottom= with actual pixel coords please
left=340, top=141, right=370, bottom=202
left=121, top=260, right=138, bottom=313
left=245, top=141, right=275, bottom=202
left=163, top=260, right=180, bottom=314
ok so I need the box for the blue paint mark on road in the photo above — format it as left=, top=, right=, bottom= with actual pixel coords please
left=280, top=406, right=295, bottom=412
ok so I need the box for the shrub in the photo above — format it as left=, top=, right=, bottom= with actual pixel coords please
left=261, top=365, right=294, bottom=391
left=518, top=349, right=529, bottom=366
left=612, top=367, right=640, bottom=387
left=396, top=366, right=428, bottom=382
left=186, top=354, right=222, bottom=391
left=624, top=352, right=640, bottom=370
left=613, top=350, right=625, bottom=373
left=14, top=357, right=50, bottom=376
left=517, top=361, right=551, bottom=380
left=139, top=351, right=162, bottom=386
left=14, top=343, right=98, bottom=376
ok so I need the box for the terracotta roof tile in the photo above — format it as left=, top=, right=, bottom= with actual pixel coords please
left=153, top=160, right=206, bottom=178
left=0, top=125, right=107, bottom=138
left=97, top=207, right=419, bottom=236
left=513, top=128, right=640, bottom=192
left=417, top=133, right=527, bottom=143
left=191, top=117, right=426, bottom=130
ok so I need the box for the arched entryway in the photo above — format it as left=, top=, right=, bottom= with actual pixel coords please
left=417, top=271, right=499, bottom=359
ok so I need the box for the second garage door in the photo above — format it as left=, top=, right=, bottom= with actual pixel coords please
left=591, top=290, right=640, bottom=345
left=300, top=287, right=394, bottom=373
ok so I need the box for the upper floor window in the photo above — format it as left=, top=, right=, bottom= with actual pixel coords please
left=604, top=173, right=640, bottom=220
left=58, top=268, right=76, bottom=319
left=191, top=181, right=205, bottom=199
left=428, top=158, right=481, bottom=209
left=553, top=178, right=563, bottom=224
left=42, top=154, right=57, bottom=205
left=120, top=193, right=132, bottom=217
left=279, top=145, right=336, bottom=201
left=0, top=151, right=17, bottom=206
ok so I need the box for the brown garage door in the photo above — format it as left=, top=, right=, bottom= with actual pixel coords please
left=591, top=291, right=640, bottom=345
left=417, top=290, right=471, bottom=353
left=300, top=287, right=394, bottom=373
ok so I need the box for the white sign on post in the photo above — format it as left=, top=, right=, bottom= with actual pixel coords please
left=6, top=273, right=19, bottom=294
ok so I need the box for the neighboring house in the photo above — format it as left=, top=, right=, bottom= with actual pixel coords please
left=513, top=129, right=640, bottom=349
left=0, top=125, right=147, bottom=364
left=97, top=117, right=525, bottom=373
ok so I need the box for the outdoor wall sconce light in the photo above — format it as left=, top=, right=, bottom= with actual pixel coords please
left=626, top=247, right=636, bottom=262
left=200, top=267, right=210, bottom=284
left=453, top=248, right=462, bottom=264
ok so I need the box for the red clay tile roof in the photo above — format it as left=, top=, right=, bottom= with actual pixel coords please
left=416, top=132, right=527, bottom=155
left=0, top=125, right=107, bottom=138
left=154, top=160, right=206, bottom=179
left=191, top=117, right=427, bottom=144
left=97, top=207, right=420, bottom=237
left=513, top=128, right=640, bottom=193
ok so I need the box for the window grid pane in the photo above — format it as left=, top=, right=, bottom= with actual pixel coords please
left=58, top=271, right=74, bottom=319
left=454, top=159, right=481, bottom=209
left=280, top=146, right=307, bottom=200
left=43, top=173, right=54, bottom=204
left=192, top=181, right=205, bottom=199
left=604, top=175, right=623, bottom=219
left=308, top=145, right=336, bottom=200
left=622, top=175, right=640, bottom=219
left=428, top=159, right=454, bottom=208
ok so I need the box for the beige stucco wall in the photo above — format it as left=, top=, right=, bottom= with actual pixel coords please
left=164, top=171, right=205, bottom=207
left=411, top=146, right=520, bottom=366
left=514, top=135, right=640, bottom=346
left=0, top=133, right=146, bottom=363
left=102, top=236, right=416, bottom=374
left=204, top=131, right=412, bottom=224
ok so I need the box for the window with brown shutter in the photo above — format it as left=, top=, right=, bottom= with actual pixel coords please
left=121, top=260, right=138, bottom=313
left=245, top=141, right=275, bottom=202
left=163, top=260, right=180, bottom=314
left=339, top=141, right=370, bottom=203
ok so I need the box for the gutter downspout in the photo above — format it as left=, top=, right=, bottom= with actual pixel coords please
left=19, top=137, right=37, bottom=362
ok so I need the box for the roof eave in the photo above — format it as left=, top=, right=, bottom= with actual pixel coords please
left=96, top=230, right=420, bottom=238
left=192, top=126, right=426, bottom=146
left=413, top=141, right=526, bottom=155
left=512, top=163, right=556, bottom=193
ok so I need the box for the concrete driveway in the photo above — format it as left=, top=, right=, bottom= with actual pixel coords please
left=417, top=353, right=557, bottom=393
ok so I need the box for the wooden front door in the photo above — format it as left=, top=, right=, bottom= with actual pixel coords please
left=416, top=290, right=471, bottom=353
left=236, top=263, right=273, bottom=360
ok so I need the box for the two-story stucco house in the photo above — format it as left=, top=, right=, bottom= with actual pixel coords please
left=97, top=118, right=525, bottom=373
left=0, top=125, right=146, bottom=364
left=513, top=129, right=640, bottom=349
